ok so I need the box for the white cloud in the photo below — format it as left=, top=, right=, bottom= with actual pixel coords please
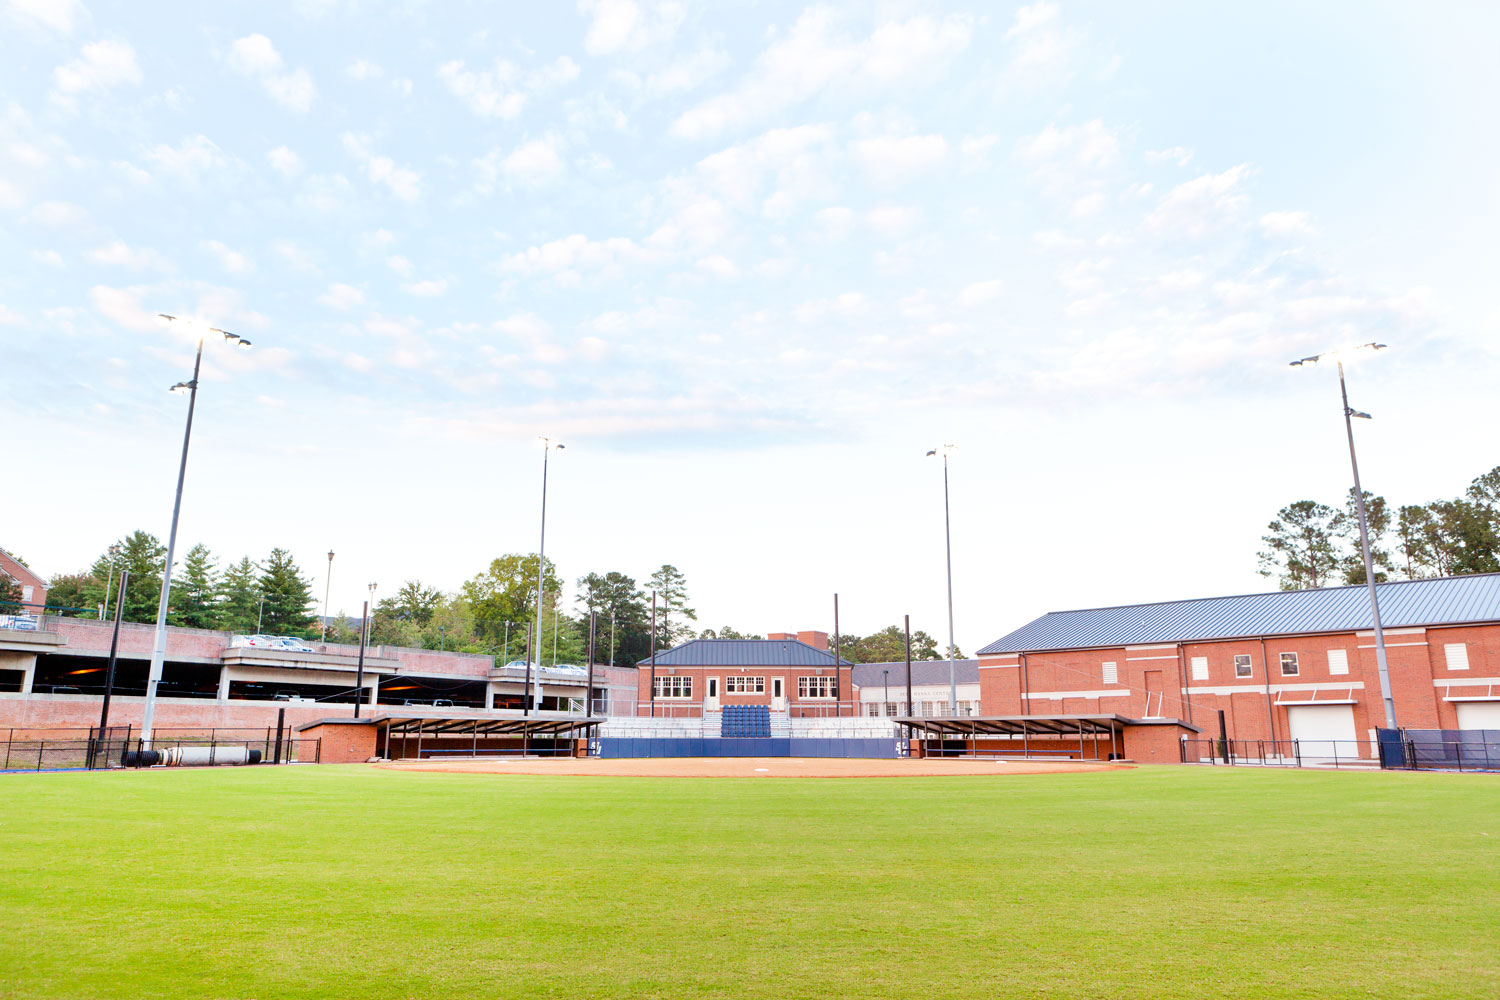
left=865, top=204, right=921, bottom=238
left=437, top=60, right=525, bottom=119
left=696, top=254, right=737, bottom=278
left=32, top=249, right=64, bottom=266
left=53, top=39, right=141, bottom=100
left=672, top=9, right=972, bottom=139
left=228, top=34, right=316, bottom=112
left=1018, top=120, right=1119, bottom=170
left=1146, top=146, right=1194, bottom=167
left=363, top=229, right=397, bottom=251
left=267, top=145, right=302, bottom=178
left=29, top=200, right=87, bottom=226
left=852, top=132, right=948, bottom=187
left=579, top=0, right=683, bottom=55
left=112, top=159, right=151, bottom=184
left=645, top=47, right=728, bottom=97
left=201, top=240, right=252, bottom=274
left=957, top=279, right=1003, bottom=307
left=88, top=240, right=172, bottom=271
left=7, top=0, right=87, bottom=33
left=318, top=283, right=364, bottom=309
left=342, top=133, right=421, bottom=202
left=478, top=137, right=566, bottom=189
left=402, top=278, right=449, bottom=297
left=346, top=59, right=383, bottom=80
left=696, top=123, right=835, bottom=217
left=273, top=239, right=316, bottom=271
left=500, top=233, right=648, bottom=278
left=531, top=56, right=581, bottom=90
left=1259, top=210, right=1317, bottom=240
left=88, top=284, right=160, bottom=333
left=145, top=134, right=228, bottom=179
left=1146, top=164, right=1253, bottom=239
left=1004, top=2, right=1076, bottom=81
left=386, top=255, right=413, bottom=277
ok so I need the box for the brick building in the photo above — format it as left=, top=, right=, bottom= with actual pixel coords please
left=974, top=574, right=1500, bottom=759
left=635, top=632, right=858, bottom=718
left=0, top=547, right=46, bottom=613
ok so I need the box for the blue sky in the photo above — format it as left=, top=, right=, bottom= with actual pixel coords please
left=3, top=0, right=1497, bottom=649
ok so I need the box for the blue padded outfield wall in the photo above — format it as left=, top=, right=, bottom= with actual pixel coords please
left=597, top=737, right=900, bottom=759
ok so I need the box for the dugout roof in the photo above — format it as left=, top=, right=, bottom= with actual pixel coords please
left=899, top=714, right=1131, bottom=736
left=300, top=713, right=604, bottom=737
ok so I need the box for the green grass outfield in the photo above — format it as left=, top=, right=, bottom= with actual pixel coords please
left=1, top=765, right=1497, bottom=999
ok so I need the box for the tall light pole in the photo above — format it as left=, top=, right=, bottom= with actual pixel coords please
left=140, top=315, right=252, bottom=747
left=926, top=444, right=959, bottom=716
left=101, top=543, right=122, bottom=621
left=321, top=550, right=334, bottom=641
left=1290, top=343, right=1397, bottom=729
left=533, top=438, right=564, bottom=714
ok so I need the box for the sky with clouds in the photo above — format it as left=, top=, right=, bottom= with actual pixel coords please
left=3, top=0, right=1498, bottom=650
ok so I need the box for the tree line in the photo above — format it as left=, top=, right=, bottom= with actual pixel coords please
left=1258, top=464, right=1500, bottom=590
left=25, top=534, right=961, bottom=667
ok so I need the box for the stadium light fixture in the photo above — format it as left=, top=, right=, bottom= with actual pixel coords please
left=139, top=313, right=255, bottom=747
left=925, top=444, right=960, bottom=716
left=1289, top=342, right=1396, bottom=729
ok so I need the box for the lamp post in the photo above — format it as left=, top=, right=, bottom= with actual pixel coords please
left=101, top=543, right=122, bottom=622
left=139, top=315, right=252, bottom=747
left=256, top=594, right=265, bottom=634
left=1290, top=343, right=1397, bottom=729
left=926, top=444, right=959, bottom=717
left=532, top=438, right=564, bottom=715
left=883, top=668, right=889, bottom=717
left=321, top=550, right=334, bottom=641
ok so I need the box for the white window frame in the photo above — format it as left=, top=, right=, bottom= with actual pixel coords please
left=797, top=676, right=835, bottom=699
left=1444, top=643, right=1470, bottom=671
left=652, top=676, right=693, bottom=699
left=1327, top=649, right=1349, bottom=675
left=1190, top=656, right=1209, bottom=681
left=1234, top=654, right=1253, bottom=678
left=884, top=702, right=898, bottom=717
left=1279, top=652, right=1300, bottom=677
left=1102, top=661, right=1118, bottom=685
left=724, top=675, right=765, bottom=693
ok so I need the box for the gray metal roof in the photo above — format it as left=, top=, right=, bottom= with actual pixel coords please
left=642, top=638, right=852, bottom=667
left=850, top=660, right=980, bottom=687
left=978, top=574, right=1500, bottom=654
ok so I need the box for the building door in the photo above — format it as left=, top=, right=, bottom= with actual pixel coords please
left=705, top=677, right=720, bottom=712
left=1143, top=670, right=1163, bottom=717
left=771, top=677, right=786, bottom=711
left=1456, top=702, right=1500, bottom=731
left=1288, top=705, right=1358, bottom=761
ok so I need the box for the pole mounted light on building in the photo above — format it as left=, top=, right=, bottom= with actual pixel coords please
left=1289, top=342, right=1397, bottom=729
left=139, top=314, right=252, bottom=747
left=925, top=444, right=960, bottom=717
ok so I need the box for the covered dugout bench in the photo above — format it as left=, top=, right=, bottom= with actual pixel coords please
left=899, top=714, right=1198, bottom=763
left=298, top=712, right=603, bottom=762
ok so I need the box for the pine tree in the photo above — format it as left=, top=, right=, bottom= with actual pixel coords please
left=112, top=531, right=167, bottom=624
left=258, top=548, right=316, bottom=635
left=217, top=557, right=262, bottom=633
left=1257, top=501, right=1340, bottom=590
left=171, top=544, right=220, bottom=629
left=648, top=564, right=696, bottom=647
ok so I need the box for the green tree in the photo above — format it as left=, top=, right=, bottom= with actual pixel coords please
left=1395, top=505, right=1441, bottom=578
left=697, top=626, right=764, bottom=640
left=257, top=548, right=316, bottom=634
left=1257, top=501, right=1341, bottom=590
left=648, top=564, right=696, bottom=647
left=171, top=544, right=220, bottom=628
left=1426, top=500, right=1500, bottom=576
left=838, top=626, right=952, bottom=663
left=461, top=554, right=561, bottom=646
left=0, top=571, right=23, bottom=612
left=217, top=557, right=262, bottom=633
left=1335, top=489, right=1394, bottom=585
left=324, top=611, right=362, bottom=645
left=108, top=530, right=167, bottom=623
left=377, top=580, right=443, bottom=627
left=575, top=571, right=650, bottom=665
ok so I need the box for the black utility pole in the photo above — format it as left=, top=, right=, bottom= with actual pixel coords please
left=585, top=611, right=596, bottom=717
left=904, top=615, right=914, bottom=749
left=648, top=591, right=657, bottom=718
left=353, top=600, right=369, bottom=718
left=522, top=623, right=534, bottom=716
left=833, top=593, right=841, bottom=717
left=1218, top=709, right=1231, bottom=765
left=93, top=569, right=128, bottom=769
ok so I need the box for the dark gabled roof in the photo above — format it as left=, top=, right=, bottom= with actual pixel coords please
left=850, top=660, right=980, bottom=687
left=641, top=638, right=852, bottom=667
left=978, top=573, right=1500, bottom=655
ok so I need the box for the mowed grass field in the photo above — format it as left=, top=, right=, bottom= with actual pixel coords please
left=1, top=765, right=1497, bottom=999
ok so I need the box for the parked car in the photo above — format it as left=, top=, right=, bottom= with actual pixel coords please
left=270, top=637, right=316, bottom=653
left=431, top=699, right=454, bottom=708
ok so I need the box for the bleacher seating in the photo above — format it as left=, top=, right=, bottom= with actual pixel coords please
left=720, top=704, right=772, bottom=738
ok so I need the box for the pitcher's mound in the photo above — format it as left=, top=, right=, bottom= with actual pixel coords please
left=381, top=756, right=1127, bottom=777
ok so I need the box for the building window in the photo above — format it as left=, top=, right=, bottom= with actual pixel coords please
left=920, top=701, right=935, bottom=717
left=652, top=676, right=693, bottom=699
left=724, top=676, right=765, bottom=693
left=1234, top=654, right=1253, bottom=678
left=1279, top=652, right=1299, bottom=677
left=1328, top=649, right=1349, bottom=675
left=1444, top=643, right=1470, bottom=670
left=1190, top=656, right=1209, bottom=681
left=1102, top=661, right=1118, bottom=684
left=798, top=676, right=835, bottom=699
left=865, top=702, right=880, bottom=717
left=884, top=702, right=899, bottom=716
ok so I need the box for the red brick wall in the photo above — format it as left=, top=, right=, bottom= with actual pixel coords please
left=635, top=663, right=857, bottom=716
left=1121, top=723, right=1192, bottom=763
left=298, top=721, right=376, bottom=763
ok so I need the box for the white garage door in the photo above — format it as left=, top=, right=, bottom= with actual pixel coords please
left=1456, top=702, right=1500, bottom=731
left=1288, top=705, right=1358, bottom=760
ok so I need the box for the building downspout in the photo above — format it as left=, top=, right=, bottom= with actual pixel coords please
left=1175, top=642, right=1192, bottom=726
left=1259, top=637, right=1276, bottom=742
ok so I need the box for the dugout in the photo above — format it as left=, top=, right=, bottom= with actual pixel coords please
left=900, top=714, right=1199, bottom=762
left=299, top=712, right=604, bottom=763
